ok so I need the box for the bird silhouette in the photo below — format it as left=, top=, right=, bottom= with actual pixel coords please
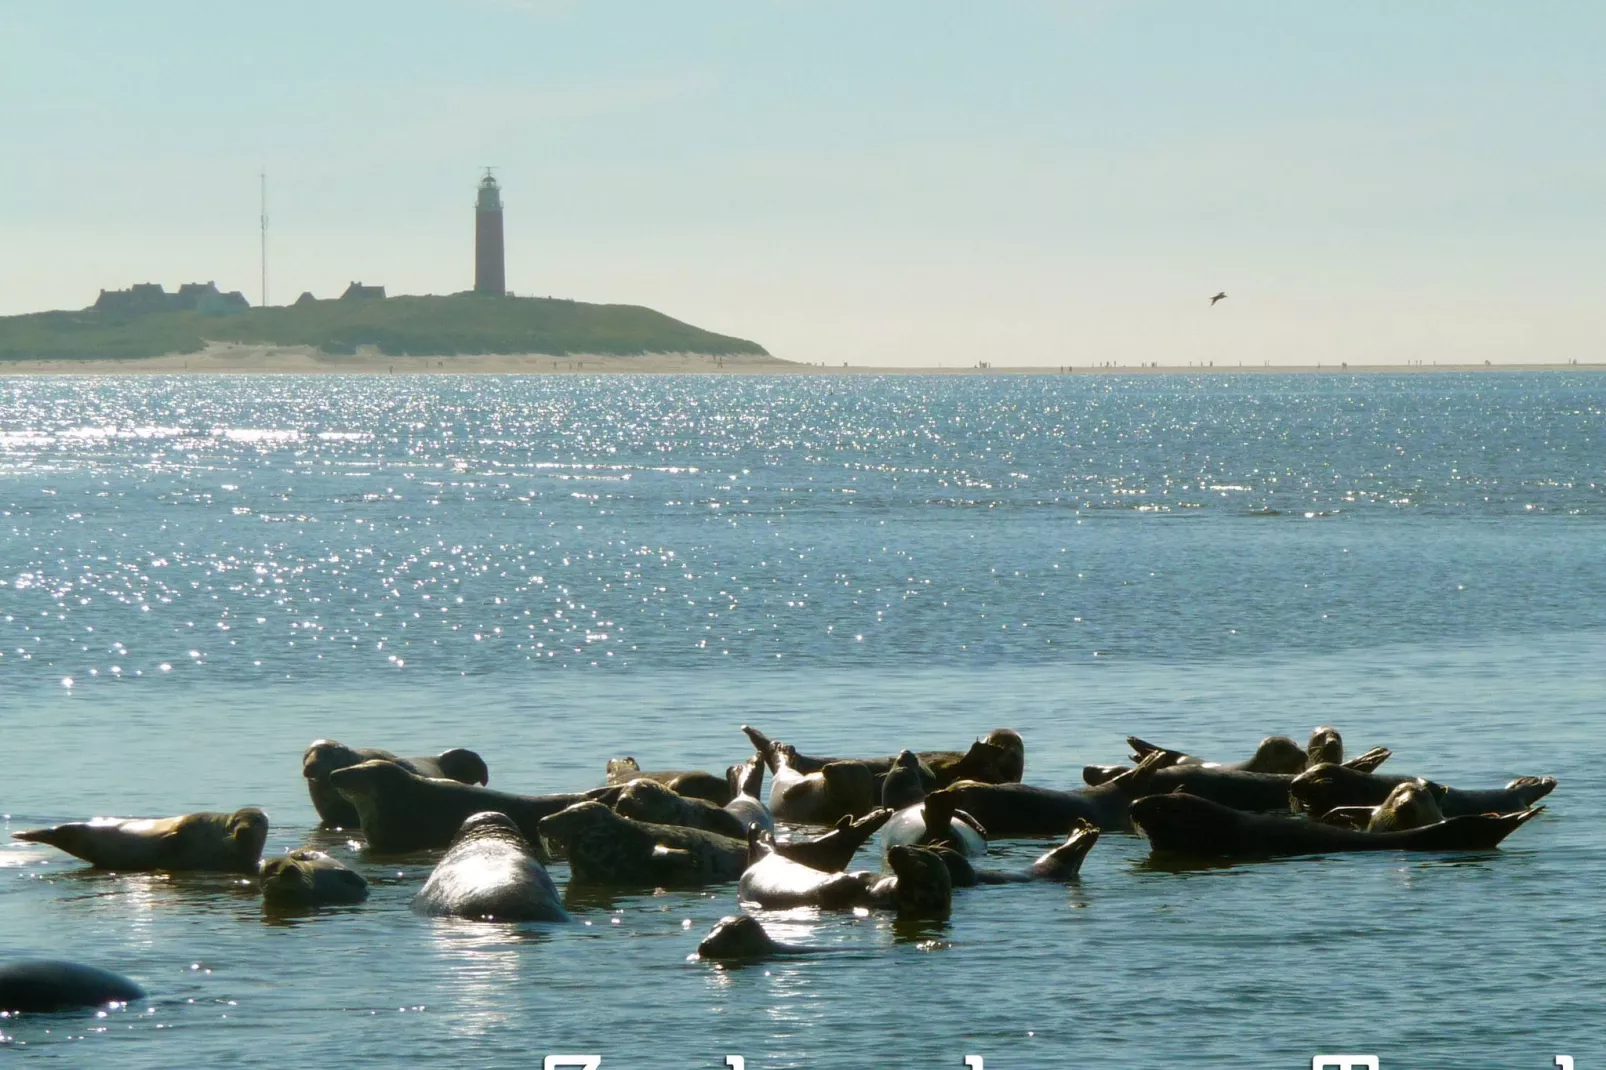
left=1210, top=292, right=1228, bottom=306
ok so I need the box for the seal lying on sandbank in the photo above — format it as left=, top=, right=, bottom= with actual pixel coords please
left=738, top=829, right=875, bottom=909
left=695, top=915, right=831, bottom=962
left=1289, top=762, right=1557, bottom=820
left=743, top=725, right=1025, bottom=793
left=947, top=748, right=1343, bottom=835
left=1083, top=729, right=1389, bottom=786
left=259, top=849, right=369, bottom=907
left=0, top=961, right=145, bottom=1013
left=1131, top=791, right=1543, bottom=858
left=1317, top=780, right=1446, bottom=832
left=12, top=808, right=269, bottom=873
left=328, top=759, right=615, bottom=855
left=880, top=752, right=989, bottom=858
left=413, top=812, right=569, bottom=922
left=303, top=740, right=489, bottom=829
left=538, top=801, right=746, bottom=887
left=605, top=757, right=732, bottom=807
left=764, top=746, right=876, bottom=825
left=613, top=777, right=746, bottom=840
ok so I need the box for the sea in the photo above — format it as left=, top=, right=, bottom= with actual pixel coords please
left=0, top=371, right=1601, bottom=1069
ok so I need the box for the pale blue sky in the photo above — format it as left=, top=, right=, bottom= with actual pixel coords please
left=2, top=2, right=1603, bottom=365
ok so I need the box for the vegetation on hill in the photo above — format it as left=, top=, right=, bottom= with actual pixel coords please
left=0, top=294, right=770, bottom=362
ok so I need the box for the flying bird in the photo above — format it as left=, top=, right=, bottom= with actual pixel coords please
left=1210, top=292, right=1228, bottom=306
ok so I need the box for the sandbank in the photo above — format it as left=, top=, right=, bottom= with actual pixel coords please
left=0, top=342, right=1597, bottom=376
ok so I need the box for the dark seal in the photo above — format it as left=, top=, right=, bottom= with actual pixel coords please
left=1131, top=791, right=1543, bottom=858
left=327, top=758, right=612, bottom=854
left=695, top=915, right=821, bottom=962
left=605, top=757, right=732, bottom=807
left=413, top=812, right=569, bottom=922
left=1289, top=762, right=1557, bottom=820
left=0, top=961, right=145, bottom=1013
left=303, top=739, right=489, bottom=829
left=259, top=849, right=369, bottom=907
left=538, top=801, right=747, bottom=887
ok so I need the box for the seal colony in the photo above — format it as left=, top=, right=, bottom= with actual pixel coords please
left=3, top=723, right=1557, bottom=1000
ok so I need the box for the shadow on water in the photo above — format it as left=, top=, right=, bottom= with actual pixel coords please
left=889, top=916, right=952, bottom=947
left=296, top=828, right=365, bottom=852
left=257, top=902, right=370, bottom=927
left=1131, top=853, right=1257, bottom=875
left=35, top=868, right=261, bottom=910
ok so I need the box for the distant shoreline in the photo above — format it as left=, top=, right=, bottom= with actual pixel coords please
left=0, top=343, right=1598, bottom=376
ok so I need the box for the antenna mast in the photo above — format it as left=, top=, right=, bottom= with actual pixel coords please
left=259, top=170, right=268, bottom=308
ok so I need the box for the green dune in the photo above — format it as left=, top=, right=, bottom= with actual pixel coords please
left=0, top=293, right=770, bottom=363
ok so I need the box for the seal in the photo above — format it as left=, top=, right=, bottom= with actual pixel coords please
left=879, top=756, right=988, bottom=858
left=743, top=725, right=1025, bottom=793
left=769, top=808, right=893, bottom=872
left=737, top=829, right=872, bottom=909
left=538, top=801, right=746, bottom=887
left=11, top=808, right=268, bottom=874
left=327, top=759, right=614, bottom=855
left=694, top=915, right=823, bottom=962
left=413, top=812, right=569, bottom=922
left=723, top=758, right=774, bottom=837
left=259, top=849, right=369, bottom=907
left=613, top=777, right=746, bottom=840
left=1317, top=779, right=1446, bottom=832
left=1131, top=790, right=1543, bottom=858
left=766, top=746, right=876, bottom=825
left=1306, top=725, right=1345, bottom=767
left=0, top=961, right=145, bottom=1013
left=303, top=739, right=489, bottom=829
left=982, top=820, right=1101, bottom=884
left=1289, top=762, right=1557, bottom=820
left=880, top=750, right=929, bottom=810
left=936, top=780, right=1119, bottom=835
left=1089, top=730, right=1391, bottom=786
left=880, top=794, right=989, bottom=858
left=605, top=757, right=732, bottom=806
left=862, top=844, right=953, bottom=919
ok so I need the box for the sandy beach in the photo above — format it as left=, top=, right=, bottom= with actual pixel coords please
left=0, top=342, right=1597, bottom=376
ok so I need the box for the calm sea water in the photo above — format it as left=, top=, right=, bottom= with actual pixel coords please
left=1, top=372, right=1602, bottom=1069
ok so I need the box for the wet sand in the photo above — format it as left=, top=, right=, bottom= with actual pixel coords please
left=0, top=342, right=1597, bottom=375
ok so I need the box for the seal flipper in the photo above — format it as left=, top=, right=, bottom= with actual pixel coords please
left=1403, top=806, right=1544, bottom=850
left=1341, top=747, right=1391, bottom=773
left=1027, top=819, right=1100, bottom=880
left=1314, top=805, right=1376, bottom=829
left=773, top=808, right=893, bottom=873
left=951, top=809, right=987, bottom=839
left=741, top=726, right=781, bottom=773
left=730, top=757, right=766, bottom=801
left=1104, top=748, right=1177, bottom=795
left=745, top=825, right=774, bottom=868
left=1125, top=736, right=1184, bottom=764
left=1082, top=764, right=1127, bottom=786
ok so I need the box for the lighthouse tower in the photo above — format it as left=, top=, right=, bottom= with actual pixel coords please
left=474, top=170, right=505, bottom=296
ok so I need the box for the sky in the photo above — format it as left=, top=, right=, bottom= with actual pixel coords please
left=2, top=1, right=1603, bottom=367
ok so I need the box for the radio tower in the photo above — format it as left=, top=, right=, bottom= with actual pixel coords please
left=259, top=170, right=269, bottom=307
left=474, top=168, right=505, bottom=296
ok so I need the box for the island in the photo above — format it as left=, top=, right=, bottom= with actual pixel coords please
left=0, top=288, right=782, bottom=373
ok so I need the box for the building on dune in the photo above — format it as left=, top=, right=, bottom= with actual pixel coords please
left=92, top=280, right=249, bottom=316
left=340, top=281, right=386, bottom=300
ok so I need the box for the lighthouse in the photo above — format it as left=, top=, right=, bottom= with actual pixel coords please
left=474, top=170, right=505, bottom=296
